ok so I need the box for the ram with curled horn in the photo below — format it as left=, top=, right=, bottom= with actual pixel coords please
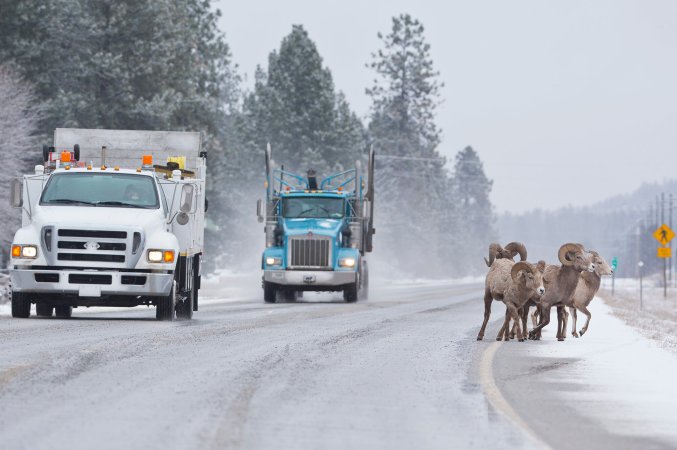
left=477, top=254, right=545, bottom=341
left=528, top=243, right=595, bottom=341
left=484, top=242, right=528, bottom=267
left=557, top=250, right=614, bottom=339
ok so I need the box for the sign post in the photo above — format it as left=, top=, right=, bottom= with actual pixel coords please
left=611, top=256, right=618, bottom=296
left=638, top=261, right=644, bottom=310
left=653, top=224, right=675, bottom=299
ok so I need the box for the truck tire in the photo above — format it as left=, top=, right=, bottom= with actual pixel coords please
left=156, top=281, right=176, bottom=321
left=176, top=289, right=194, bottom=320
left=263, top=282, right=277, bottom=303
left=36, top=303, right=54, bottom=317
left=281, top=289, right=296, bottom=302
left=343, top=282, right=358, bottom=303
left=11, top=291, right=31, bottom=318
left=361, top=261, right=369, bottom=300
left=55, top=305, right=73, bottom=318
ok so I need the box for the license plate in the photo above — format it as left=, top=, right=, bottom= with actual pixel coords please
left=303, top=275, right=316, bottom=284
left=79, top=285, right=101, bottom=297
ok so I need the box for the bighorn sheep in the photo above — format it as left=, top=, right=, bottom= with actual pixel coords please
left=484, top=242, right=527, bottom=267
left=478, top=257, right=545, bottom=342
left=566, top=251, right=613, bottom=338
left=528, top=243, right=595, bottom=341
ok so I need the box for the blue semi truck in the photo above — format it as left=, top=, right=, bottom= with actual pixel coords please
left=257, top=145, right=375, bottom=303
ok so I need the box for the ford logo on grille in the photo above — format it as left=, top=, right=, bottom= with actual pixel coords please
left=84, top=241, right=100, bottom=250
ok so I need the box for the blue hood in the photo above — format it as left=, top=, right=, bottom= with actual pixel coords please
left=282, top=218, right=343, bottom=237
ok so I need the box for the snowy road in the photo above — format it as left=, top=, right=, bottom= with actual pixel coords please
left=0, top=281, right=676, bottom=449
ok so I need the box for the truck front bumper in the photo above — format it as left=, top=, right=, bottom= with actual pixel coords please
left=264, top=270, right=356, bottom=287
left=10, top=268, right=174, bottom=297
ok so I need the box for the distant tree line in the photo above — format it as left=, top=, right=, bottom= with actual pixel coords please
left=499, top=180, right=677, bottom=279
left=0, top=3, right=495, bottom=277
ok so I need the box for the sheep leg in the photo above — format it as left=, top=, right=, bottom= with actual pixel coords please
left=509, top=311, right=520, bottom=339
left=496, top=307, right=510, bottom=341
left=520, top=305, right=529, bottom=336
left=557, top=306, right=568, bottom=341
left=477, top=288, right=493, bottom=340
left=507, top=303, right=524, bottom=341
left=569, top=306, right=579, bottom=338
left=529, top=304, right=550, bottom=340
left=579, top=305, right=592, bottom=336
left=531, top=307, right=540, bottom=328
left=556, top=307, right=563, bottom=340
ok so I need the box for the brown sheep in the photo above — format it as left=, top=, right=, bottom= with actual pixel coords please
left=477, top=258, right=545, bottom=341
left=566, top=251, right=614, bottom=338
left=484, top=242, right=527, bottom=267
left=528, top=243, right=595, bottom=341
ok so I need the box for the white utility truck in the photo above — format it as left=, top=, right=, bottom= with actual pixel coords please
left=9, top=128, right=206, bottom=321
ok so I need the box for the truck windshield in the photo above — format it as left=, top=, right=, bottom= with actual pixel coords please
left=40, top=173, right=160, bottom=209
left=282, top=197, right=344, bottom=219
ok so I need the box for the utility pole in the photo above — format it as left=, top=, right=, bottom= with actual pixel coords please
left=670, top=193, right=673, bottom=285
left=639, top=260, right=644, bottom=310
left=662, top=193, right=667, bottom=298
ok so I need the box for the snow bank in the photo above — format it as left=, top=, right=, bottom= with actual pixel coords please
left=533, top=299, right=677, bottom=446
left=598, top=278, right=677, bottom=353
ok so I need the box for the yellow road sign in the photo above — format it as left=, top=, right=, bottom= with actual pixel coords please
left=658, top=247, right=671, bottom=258
left=653, top=224, right=675, bottom=246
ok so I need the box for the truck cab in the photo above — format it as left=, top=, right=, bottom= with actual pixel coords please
left=9, top=128, right=206, bottom=321
left=258, top=146, right=375, bottom=302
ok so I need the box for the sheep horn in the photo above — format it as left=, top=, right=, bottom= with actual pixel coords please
left=536, top=260, right=546, bottom=273
left=511, top=262, right=533, bottom=282
left=588, top=250, right=600, bottom=258
left=558, top=243, right=583, bottom=266
left=485, top=243, right=503, bottom=267
left=504, top=242, right=527, bottom=261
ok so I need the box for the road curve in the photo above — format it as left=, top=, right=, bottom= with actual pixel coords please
left=0, top=281, right=540, bottom=450
left=3, top=280, right=665, bottom=450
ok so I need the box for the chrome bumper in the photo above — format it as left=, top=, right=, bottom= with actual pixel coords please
left=264, top=270, right=356, bottom=286
left=10, top=269, right=173, bottom=297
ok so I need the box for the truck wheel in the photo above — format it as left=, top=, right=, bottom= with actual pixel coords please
left=263, top=282, right=277, bottom=303
left=156, top=281, right=176, bottom=321
left=11, top=291, right=31, bottom=318
left=361, top=261, right=369, bottom=300
left=282, top=289, right=297, bottom=302
left=36, top=303, right=54, bottom=317
left=176, top=289, right=194, bottom=320
left=55, top=305, right=73, bottom=318
left=343, top=283, right=358, bottom=303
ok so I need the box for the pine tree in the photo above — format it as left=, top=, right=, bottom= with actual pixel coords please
left=239, top=25, right=365, bottom=175
left=0, top=0, right=240, bottom=272
left=367, top=14, right=447, bottom=274
left=0, top=64, right=41, bottom=266
left=449, top=146, right=496, bottom=275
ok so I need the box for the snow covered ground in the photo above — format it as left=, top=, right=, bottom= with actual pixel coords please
left=528, top=298, right=677, bottom=447
left=597, top=277, right=677, bottom=354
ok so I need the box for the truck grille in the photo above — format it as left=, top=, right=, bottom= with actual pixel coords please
left=289, top=237, right=331, bottom=269
left=56, top=229, right=129, bottom=267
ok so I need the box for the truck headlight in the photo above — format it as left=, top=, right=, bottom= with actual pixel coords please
left=147, top=249, right=175, bottom=263
left=339, top=257, right=356, bottom=268
left=12, top=245, right=38, bottom=259
left=266, top=257, right=282, bottom=266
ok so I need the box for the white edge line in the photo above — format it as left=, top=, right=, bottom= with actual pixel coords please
left=479, top=341, right=552, bottom=450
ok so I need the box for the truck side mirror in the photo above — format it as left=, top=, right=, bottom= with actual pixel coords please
left=180, top=184, right=194, bottom=213
left=256, top=199, right=264, bottom=223
left=10, top=178, right=22, bottom=208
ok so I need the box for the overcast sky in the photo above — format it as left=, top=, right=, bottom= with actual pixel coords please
left=215, top=0, right=677, bottom=213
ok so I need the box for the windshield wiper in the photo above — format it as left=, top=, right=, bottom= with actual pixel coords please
left=47, top=198, right=96, bottom=206
left=95, top=201, right=147, bottom=208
